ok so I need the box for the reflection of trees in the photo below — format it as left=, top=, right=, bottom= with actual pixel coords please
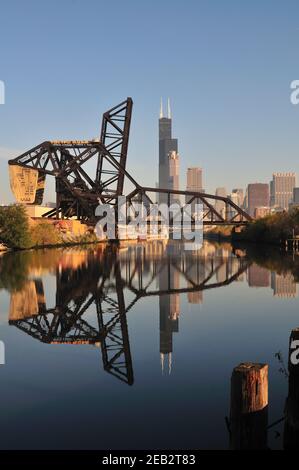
left=0, top=247, right=98, bottom=292
left=0, top=251, right=32, bottom=292
left=234, top=241, right=299, bottom=281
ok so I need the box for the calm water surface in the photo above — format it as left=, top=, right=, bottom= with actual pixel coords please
left=0, top=240, right=298, bottom=449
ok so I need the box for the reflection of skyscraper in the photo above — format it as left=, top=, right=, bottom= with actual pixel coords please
left=247, top=265, right=270, bottom=288
left=159, top=261, right=180, bottom=374
left=186, top=258, right=205, bottom=304
left=159, top=98, right=178, bottom=203
left=271, top=272, right=298, bottom=298
left=216, top=263, right=227, bottom=284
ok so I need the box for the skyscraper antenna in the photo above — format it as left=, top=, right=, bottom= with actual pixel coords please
left=167, top=98, right=171, bottom=119
left=160, top=97, right=164, bottom=119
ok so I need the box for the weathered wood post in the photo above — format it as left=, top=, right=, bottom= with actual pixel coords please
left=230, top=362, right=268, bottom=449
left=284, top=328, right=299, bottom=449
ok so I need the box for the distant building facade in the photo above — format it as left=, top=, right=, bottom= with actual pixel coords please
left=247, top=183, right=269, bottom=217
left=232, top=188, right=244, bottom=208
left=254, top=206, right=271, bottom=219
left=270, top=172, right=296, bottom=210
left=185, top=167, right=203, bottom=212
left=293, top=187, right=299, bottom=204
left=168, top=150, right=180, bottom=204
left=186, top=167, right=203, bottom=192
left=215, top=187, right=227, bottom=218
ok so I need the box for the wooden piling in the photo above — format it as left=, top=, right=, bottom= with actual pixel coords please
left=230, top=362, right=268, bottom=450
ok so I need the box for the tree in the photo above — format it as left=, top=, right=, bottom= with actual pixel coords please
left=0, top=205, right=31, bottom=249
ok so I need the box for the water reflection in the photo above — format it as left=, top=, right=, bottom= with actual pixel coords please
left=2, top=241, right=249, bottom=385
left=2, top=240, right=299, bottom=448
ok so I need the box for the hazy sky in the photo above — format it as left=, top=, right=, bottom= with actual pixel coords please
left=1, top=0, right=299, bottom=203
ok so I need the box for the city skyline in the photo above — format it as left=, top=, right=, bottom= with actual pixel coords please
left=1, top=1, right=299, bottom=205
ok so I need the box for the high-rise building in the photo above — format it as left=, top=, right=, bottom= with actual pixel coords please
left=186, top=167, right=203, bottom=192
left=185, top=167, right=203, bottom=213
left=227, top=192, right=239, bottom=219
left=215, top=187, right=227, bottom=218
left=270, top=173, right=296, bottom=210
left=168, top=150, right=179, bottom=204
left=158, top=98, right=178, bottom=203
left=293, top=187, right=299, bottom=204
left=232, top=188, right=244, bottom=208
left=289, top=186, right=299, bottom=211
left=247, top=183, right=269, bottom=217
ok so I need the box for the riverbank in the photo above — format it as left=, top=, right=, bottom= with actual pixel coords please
left=232, top=209, right=299, bottom=246
left=205, top=209, right=299, bottom=248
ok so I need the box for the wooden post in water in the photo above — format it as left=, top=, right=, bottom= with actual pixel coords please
left=284, top=328, right=299, bottom=449
left=230, top=362, right=268, bottom=449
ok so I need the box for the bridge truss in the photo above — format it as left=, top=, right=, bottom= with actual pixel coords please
left=8, top=98, right=252, bottom=226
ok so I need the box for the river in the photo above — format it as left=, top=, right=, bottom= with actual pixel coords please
left=0, top=239, right=297, bottom=450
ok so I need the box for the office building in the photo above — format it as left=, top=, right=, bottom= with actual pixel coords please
left=247, top=183, right=269, bottom=217
left=270, top=172, right=296, bottom=210
left=186, top=167, right=203, bottom=192
left=254, top=206, right=271, bottom=219
left=168, top=150, right=180, bottom=204
left=158, top=98, right=178, bottom=203
left=215, top=187, right=227, bottom=218
left=232, top=188, right=244, bottom=208
left=293, top=187, right=299, bottom=204
left=185, top=167, right=203, bottom=213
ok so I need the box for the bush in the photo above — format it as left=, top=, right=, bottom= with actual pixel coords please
left=30, top=221, right=61, bottom=246
left=0, top=205, right=31, bottom=249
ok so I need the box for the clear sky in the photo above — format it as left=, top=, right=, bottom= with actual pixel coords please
left=1, top=0, right=299, bottom=203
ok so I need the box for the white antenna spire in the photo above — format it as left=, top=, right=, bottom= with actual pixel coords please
left=167, top=98, right=171, bottom=119
left=160, top=97, right=164, bottom=118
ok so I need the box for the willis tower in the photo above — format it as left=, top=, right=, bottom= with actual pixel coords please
left=158, top=98, right=178, bottom=203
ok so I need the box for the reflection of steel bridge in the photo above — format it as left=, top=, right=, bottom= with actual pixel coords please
left=8, top=98, right=252, bottom=226
left=9, top=246, right=250, bottom=385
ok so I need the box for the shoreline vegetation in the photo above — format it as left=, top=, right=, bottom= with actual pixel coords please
left=0, top=205, right=99, bottom=251
left=2, top=204, right=299, bottom=251
left=207, top=208, right=299, bottom=246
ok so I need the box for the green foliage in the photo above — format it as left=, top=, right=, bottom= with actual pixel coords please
left=0, top=205, right=31, bottom=249
left=0, top=251, right=31, bottom=291
left=235, top=208, right=299, bottom=244
left=30, top=221, right=61, bottom=246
